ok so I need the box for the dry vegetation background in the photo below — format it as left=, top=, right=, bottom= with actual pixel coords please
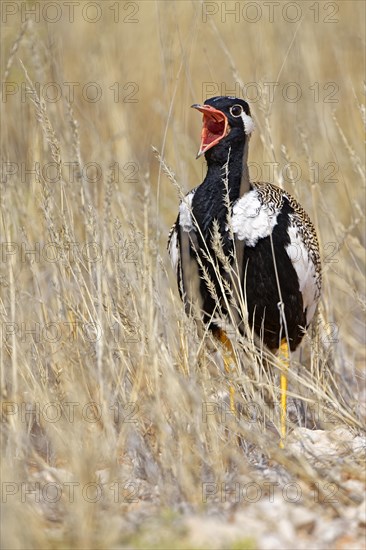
left=1, top=1, right=365, bottom=549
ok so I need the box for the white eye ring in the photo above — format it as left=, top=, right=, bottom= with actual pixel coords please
left=230, top=104, right=243, bottom=117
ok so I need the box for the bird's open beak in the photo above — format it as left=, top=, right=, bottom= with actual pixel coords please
left=191, top=104, right=229, bottom=158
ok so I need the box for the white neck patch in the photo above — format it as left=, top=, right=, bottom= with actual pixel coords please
left=240, top=111, right=255, bottom=135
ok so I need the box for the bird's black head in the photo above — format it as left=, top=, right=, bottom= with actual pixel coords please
left=191, top=96, right=255, bottom=159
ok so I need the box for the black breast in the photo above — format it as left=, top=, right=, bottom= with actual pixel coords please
left=190, top=184, right=235, bottom=325
left=188, top=195, right=306, bottom=351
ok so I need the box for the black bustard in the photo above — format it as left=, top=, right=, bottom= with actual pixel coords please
left=168, top=96, right=322, bottom=446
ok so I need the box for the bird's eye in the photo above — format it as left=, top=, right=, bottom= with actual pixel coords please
left=230, top=104, right=243, bottom=117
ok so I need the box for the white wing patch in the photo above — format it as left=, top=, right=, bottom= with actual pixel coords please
left=286, top=217, right=319, bottom=325
left=179, top=190, right=195, bottom=232
left=168, top=227, right=179, bottom=274
left=230, top=189, right=279, bottom=246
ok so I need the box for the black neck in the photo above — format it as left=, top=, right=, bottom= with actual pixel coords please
left=192, top=137, right=250, bottom=236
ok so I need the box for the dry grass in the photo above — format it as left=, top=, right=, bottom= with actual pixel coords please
left=1, top=2, right=365, bottom=549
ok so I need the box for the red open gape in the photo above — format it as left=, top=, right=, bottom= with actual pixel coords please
left=191, top=104, right=229, bottom=157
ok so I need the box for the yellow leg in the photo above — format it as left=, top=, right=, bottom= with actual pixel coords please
left=278, top=339, right=289, bottom=448
left=214, top=329, right=236, bottom=415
